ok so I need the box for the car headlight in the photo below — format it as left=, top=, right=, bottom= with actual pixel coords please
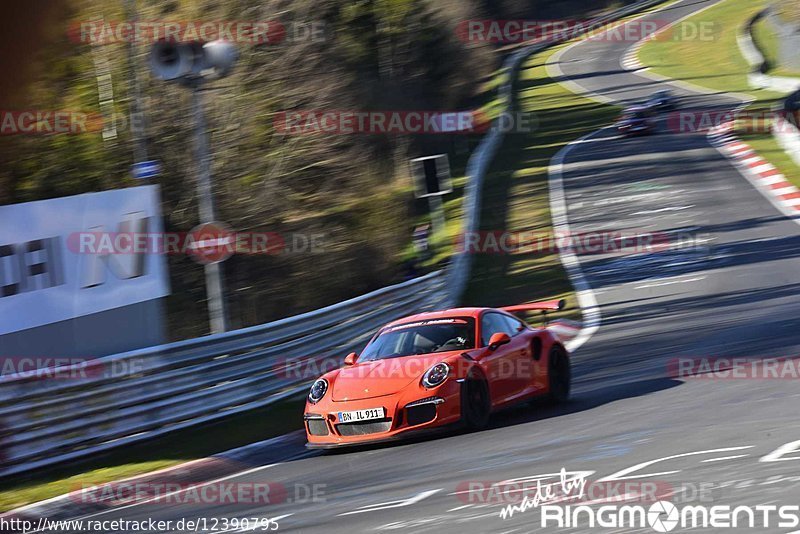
left=422, top=363, right=450, bottom=389
left=308, top=378, right=328, bottom=404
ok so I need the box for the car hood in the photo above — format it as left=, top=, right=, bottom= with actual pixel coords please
left=331, top=352, right=460, bottom=401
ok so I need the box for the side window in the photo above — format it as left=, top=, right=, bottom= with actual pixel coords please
left=501, top=314, right=527, bottom=336
left=480, top=313, right=510, bottom=346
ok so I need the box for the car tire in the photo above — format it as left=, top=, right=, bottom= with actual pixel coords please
left=462, top=377, right=491, bottom=430
left=547, top=345, right=571, bottom=404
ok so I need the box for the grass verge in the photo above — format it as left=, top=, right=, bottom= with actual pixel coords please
left=462, top=44, right=624, bottom=320
left=0, top=398, right=304, bottom=512
left=462, top=0, right=687, bottom=319
left=638, top=0, right=800, bottom=187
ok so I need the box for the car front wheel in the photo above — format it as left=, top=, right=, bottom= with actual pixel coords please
left=462, top=377, right=491, bottom=430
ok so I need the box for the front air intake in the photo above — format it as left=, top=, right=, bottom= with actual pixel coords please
left=336, top=419, right=392, bottom=436
left=307, top=419, right=329, bottom=436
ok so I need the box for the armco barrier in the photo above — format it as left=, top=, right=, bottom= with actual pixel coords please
left=773, top=98, right=800, bottom=167
left=738, top=10, right=800, bottom=167
left=738, top=9, right=800, bottom=94
left=0, top=272, right=449, bottom=477
left=0, top=0, right=665, bottom=478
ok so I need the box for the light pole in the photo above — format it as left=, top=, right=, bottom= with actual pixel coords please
left=191, top=85, right=228, bottom=333
left=149, top=40, right=238, bottom=334
left=122, top=0, right=149, bottom=167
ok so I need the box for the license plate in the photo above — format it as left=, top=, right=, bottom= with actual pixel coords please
left=338, top=407, right=385, bottom=423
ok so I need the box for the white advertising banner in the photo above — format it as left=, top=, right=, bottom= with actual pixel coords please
left=0, top=185, right=170, bottom=336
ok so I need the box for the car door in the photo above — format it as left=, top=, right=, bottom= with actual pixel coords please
left=479, top=312, right=524, bottom=404
left=499, top=313, right=546, bottom=394
left=492, top=312, right=534, bottom=397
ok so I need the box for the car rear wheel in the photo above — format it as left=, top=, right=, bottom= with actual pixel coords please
left=462, top=377, right=490, bottom=430
left=547, top=346, right=571, bottom=403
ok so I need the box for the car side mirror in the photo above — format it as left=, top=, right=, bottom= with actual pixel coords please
left=344, top=352, right=358, bottom=366
left=488, top=332, right=511, bottom=351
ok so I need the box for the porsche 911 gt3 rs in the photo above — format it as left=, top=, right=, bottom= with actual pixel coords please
left=304, top=300, right=572, bottom=448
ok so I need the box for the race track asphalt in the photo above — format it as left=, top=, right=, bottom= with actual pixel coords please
left=55, top=1, right=800, bottom=532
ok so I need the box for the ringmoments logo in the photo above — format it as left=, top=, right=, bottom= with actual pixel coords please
left=494, top=468, right=800, bottom=531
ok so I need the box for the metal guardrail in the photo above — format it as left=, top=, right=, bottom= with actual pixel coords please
left=773, top=94, right=800, bottom=167
left=739, top=9, right=800, bottom=93
left=0, top=272, right=449, bottom=477
left=738, top=10, right=800, bottom=167
left=1, top=0, right=666, bottom=479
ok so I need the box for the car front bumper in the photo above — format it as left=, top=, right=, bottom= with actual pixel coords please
left=304, top=380, right=463, bottom=448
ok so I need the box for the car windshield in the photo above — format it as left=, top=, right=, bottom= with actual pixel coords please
left=359, top=318, right=476, bottom=361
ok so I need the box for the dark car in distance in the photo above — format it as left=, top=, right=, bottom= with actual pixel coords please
left=617, top=105, right=657, bottom=136
left=646, top=89, right=678, bottom=112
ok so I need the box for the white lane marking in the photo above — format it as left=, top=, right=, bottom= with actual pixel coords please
left=0, top=458, right=212, bottom=518
left=620, top=0, right=753, bottom=101
left=541, top=8, right=692, bottom=354
left=548, top=128, right=607, bottom=352
left=447, top=504, right=474, bottom=512
left=630, top=206, right=693, bottom=215
left=594, top=191, right=679, bottom=206
left=761, top=439, right=800, bottom=462
left=701, top=454, right=750, bottom=463
left=544, top=3, right=755, bottom=357
left=598, top=446, right=754, bottom=482
left=66, top=463, right=283, bottom=523
left=549, top=0, right=691, bottom=104
left=208, top=515, right=293, bottom=534
left=338, top=489, right=442, bottom=516
left=634, top=276, right=706, bottom=289
left=448, top=471, right=595, bottom=498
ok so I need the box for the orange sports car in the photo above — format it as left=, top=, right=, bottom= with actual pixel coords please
left=304, top=300, right=572, bottom=449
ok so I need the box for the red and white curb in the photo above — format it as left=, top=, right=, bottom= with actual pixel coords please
left=708, top=121, right=800, bottom=216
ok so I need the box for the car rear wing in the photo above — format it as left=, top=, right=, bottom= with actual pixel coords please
left=500, top=299, right=566, bottom=314
left=501, top=299, right=566, bottom=327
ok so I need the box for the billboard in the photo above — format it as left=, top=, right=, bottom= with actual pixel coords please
left=0, top=186, right=169, bottom=355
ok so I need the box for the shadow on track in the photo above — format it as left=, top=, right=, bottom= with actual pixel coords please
left=320, top=378, right=682, bottom=455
